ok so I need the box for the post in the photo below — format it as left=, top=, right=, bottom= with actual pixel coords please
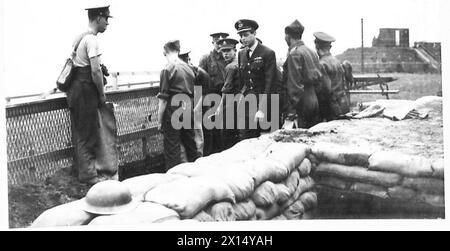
left=361, top=18, right=365, bottom=74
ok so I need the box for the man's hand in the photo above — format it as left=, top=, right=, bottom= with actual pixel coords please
left=254, top=110, right=265, bottom=123
left=99, top=95, right=107, bottom=106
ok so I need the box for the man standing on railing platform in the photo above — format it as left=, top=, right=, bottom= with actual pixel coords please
left=66, top=4, right=118, bottom=185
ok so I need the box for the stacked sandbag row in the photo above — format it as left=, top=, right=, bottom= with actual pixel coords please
left=310, top=142, right=445, bottom=210
left=186, top=142, right=318, bottom=221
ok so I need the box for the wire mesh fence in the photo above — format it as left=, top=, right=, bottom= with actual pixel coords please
left=6, top=86, right=164, bottom=185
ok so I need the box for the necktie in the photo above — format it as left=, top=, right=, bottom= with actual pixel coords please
left=247, top=49, right=251, bottom=60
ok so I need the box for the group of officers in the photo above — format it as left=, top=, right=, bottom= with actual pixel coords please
left=66, top=5, right=351, bottom=185
left=158, top=19, right=352, bottom=171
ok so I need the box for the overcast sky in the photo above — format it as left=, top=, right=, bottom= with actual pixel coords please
left=0, top=0, right=448, bottom=96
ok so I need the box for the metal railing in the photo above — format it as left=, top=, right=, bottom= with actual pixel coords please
left=6, top=83, right=165, bottom=185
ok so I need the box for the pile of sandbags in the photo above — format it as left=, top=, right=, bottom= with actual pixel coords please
left=31, top=139, right=318, bottom=228
left=186, top=142, right=317, bottom=221
left=311, top=142, right=445, bottom=209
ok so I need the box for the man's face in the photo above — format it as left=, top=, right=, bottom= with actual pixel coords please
left=285, top=33, right=291, bottom=46
left=212, top=37, right=221, bottom=51
left=239, top=31, right=256, bottom=48
left=97, top=16, right=109, bottom=33
left=221, top=48, right=236, bottom=62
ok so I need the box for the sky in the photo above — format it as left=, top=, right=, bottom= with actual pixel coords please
left=0, top=0, right=448, bottom=96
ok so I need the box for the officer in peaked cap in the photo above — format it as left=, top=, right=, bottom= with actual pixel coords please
left=234, top=18, right=278, bottom=140
left=235, top=19, right=259, bottom=34
left=65, top=3, right=116, bottom=185
left=282, top=19, right=323, bottom=129
left=313, top=31, right=350, bottom=122
left=218, top=38, right=239, bottom=52
left=85, top=5, right=113, bottom=19
left=214, top=38, right=240, bottom=149
left=199, top=32, right=230, bottom=155
left=210, top=32, right=229, bottom=40
left=314, top=32, right=336, bottom=46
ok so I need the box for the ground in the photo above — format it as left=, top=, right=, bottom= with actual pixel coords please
left=7, top=73, right=443, bottom=228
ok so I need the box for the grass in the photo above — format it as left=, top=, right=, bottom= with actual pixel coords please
left=350, top=73, right=442, bottom=106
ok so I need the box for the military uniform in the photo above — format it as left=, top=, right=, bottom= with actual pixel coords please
left=314, top=32, right=350, bottom=121
left=235, top=19, right=278, bottom=140
left=158, top=41, right=201, bottom=171
left=218, top=38, right=240, bottom=148
left=199, top=32, right=229, bottom=155
left=283, top=20, right=323, bottom=129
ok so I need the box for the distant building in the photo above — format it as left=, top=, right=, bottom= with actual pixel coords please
left=372, top=28, right=410, bottom=47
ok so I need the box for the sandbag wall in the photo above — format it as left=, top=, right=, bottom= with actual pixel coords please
left=31, top=138, right=318, bottom=228
left=310, top=142, right=445, bottom=214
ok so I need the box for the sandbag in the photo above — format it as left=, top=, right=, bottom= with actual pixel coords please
left=144, top=176, right=235, bottom=219
left=316, top=176, right=349, bottom=190
left=283, top=170, right=301, bottom=195
left=368, top=151, right=433, bottom=177
left=243, top=158, right=290, bottom=186
left=387, top=186, right=417, bottom=201
left=205, top=202, right=236, bottom=222
left=31, top=200, right=95, bottom=228
left=274, top=183, right=292, bottom=205
left=282, top=200, right=305, bottom=220
left=431, top=159, right=444, bottom=179
left=88, top=202, right=180, bottom=226
left=252, top=181, right=278, bottom=208
left=265, top=143, right=310, bottom=173
left=283, top=176, right=316, bottom=208
left=122, top=173, right=186, bottom=200
left=312, top=142, right=372, bottom=167
left=255, top=203, right=282, bottom=221
left=233, top=200, right=257, bottom=221
left=350, top=183, right=389, bottom=199
left=298, top=158, right=312, bottom=178
left=298, top=192, right=318, bottom=211
left=402, top=178, right=444, bottom=195
left=417, top=193, right=445, bottom=208
left=316, top=163, right=402, bottom=187
left=169, top=164, right=255, bottom=202
left=193, top=211, right=215, bottom=222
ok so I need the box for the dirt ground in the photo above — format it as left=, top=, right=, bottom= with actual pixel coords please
left=8, top=73, right=444, bottom=228
left=273, top=96, right=444, bottom=160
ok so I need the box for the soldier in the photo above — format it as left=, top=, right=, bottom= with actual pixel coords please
left=282, top=20, right=323, bottom=129
left=314, top=32, right=350, bottom=120
left=179, top=50, right=210, bottom=159
left=215, top=38, right=240, bottom=149
left=199, top=32, right=229, bottom=155
left=235, top=19, right=278, bottom=139
left=66, top=5, right=117, bottom=185
left=157, top=40, right=201, bottom=171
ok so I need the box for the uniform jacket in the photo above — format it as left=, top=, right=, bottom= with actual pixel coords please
left=199, top=50, right=227, bottom=94
left=222, top=57, right=240, bottom=94
left=319, top=53, right=347, bottom=99
left=238, top=42, right=277, bottom=96
left=282, top=40, right=323, bottom=114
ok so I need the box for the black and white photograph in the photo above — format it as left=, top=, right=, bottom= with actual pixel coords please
left=1, top=0, right=448, bottom=231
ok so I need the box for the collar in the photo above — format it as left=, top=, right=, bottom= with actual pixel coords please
left=212, top=50, right=222, bottom=59
left=289, top=40, right=304, bottom=51
left=319, top=52, right=332, bottom=59
left=249, top=40, right=259, bottom=52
